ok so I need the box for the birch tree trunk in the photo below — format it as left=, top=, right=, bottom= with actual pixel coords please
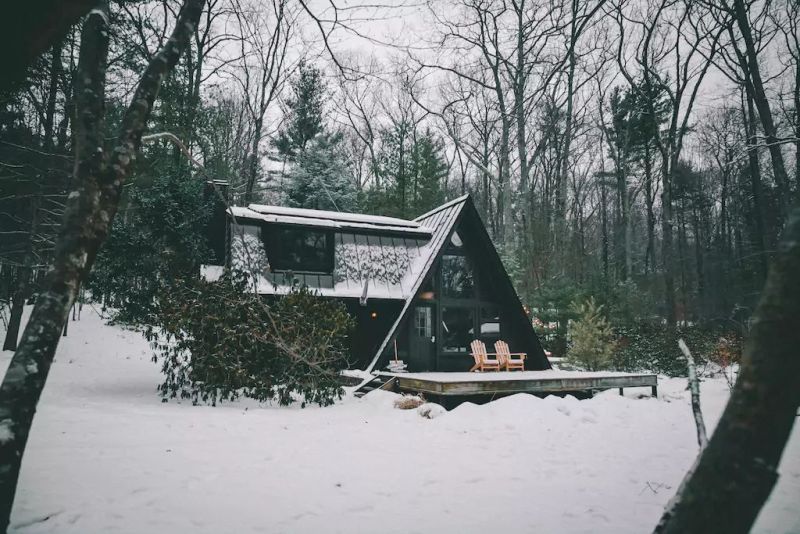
left=0, top=2, right=204, bottom=530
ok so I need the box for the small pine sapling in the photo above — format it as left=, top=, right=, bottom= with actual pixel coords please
left=567, top=297, right=616, bottom=371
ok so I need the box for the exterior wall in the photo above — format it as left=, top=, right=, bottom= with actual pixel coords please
left=227, top=220, right=431, bottom=300
left=341, top=299, right=404, bottom=369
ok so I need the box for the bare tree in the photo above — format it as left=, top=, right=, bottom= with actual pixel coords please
left=613, top=0, right=726, bottom=327
left=0, top=1, right=205, bottom=528
left=772, top=0, right=800, bottom=194
left=231, top=0, right=295, bottom=203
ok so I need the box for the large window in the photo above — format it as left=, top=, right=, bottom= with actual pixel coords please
left=479, top=307, right=501, bottom=346
left=262, top=225, right=334, bottom=273
left=441, top=307, right=475, bottom=353
left=441, top=254, right=475, bottom=299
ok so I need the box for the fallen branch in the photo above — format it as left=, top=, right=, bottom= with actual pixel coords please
left=679, top=338, right=707, bottom=448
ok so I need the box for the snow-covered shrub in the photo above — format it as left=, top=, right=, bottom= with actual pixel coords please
left=417, top=403, right=446, bottom=419
left=566, top=297, right=616, bottom=371
left=145, top=271, right=354, bottom=407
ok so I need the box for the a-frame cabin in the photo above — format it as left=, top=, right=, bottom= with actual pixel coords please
left=208, top=195, right=550, bottom=373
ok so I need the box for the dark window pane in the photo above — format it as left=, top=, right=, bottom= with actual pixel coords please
left=414, top=307, right=432, bottom=338
left=262, top=226, right=333, bottom=273
left=442, top=307, right=475, bottom=353
left=441, top=255, right=474, bottom=298
left=480, top=307, right=501, bottom=346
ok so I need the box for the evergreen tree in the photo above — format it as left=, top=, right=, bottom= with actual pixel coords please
left=410, top=131, right=448, bottom=213
left=284, top=133, right=358, bottom=212
left=274, top=61, right=326, bottom=158
left=368, top=126, right=447, bottom=218
left=88, top=166, right=213, bottom=324
left=567, top=297, right=616, bottom=371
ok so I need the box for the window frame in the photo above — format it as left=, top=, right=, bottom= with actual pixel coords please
left=261, top=224, right=335, bottom=275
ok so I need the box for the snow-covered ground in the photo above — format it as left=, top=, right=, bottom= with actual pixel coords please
left=2, top=306, right=799, bottom=533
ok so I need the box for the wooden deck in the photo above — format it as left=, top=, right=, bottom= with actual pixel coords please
left=376, top=370, right=658, bottom=398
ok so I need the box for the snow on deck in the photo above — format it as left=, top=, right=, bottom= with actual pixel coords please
left=2, top=307, right=799, bottom=533
left=381, top=370, right=654, bottom=382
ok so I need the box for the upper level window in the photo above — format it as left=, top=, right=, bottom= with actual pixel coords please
left=441, top=254, right=475, bottom=299
left=262, top=225, right=334, bottom=273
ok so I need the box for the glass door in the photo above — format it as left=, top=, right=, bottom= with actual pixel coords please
left=408, top=304, right=436, bottom=371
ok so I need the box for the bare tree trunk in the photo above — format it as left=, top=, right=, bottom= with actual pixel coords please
left=655, top=206, right=800, bottom=533
left=662, top=154, right=677, bottom=328
left=793, top=60, right=799, bottom=194
left=0, top=2, right=204, bottom=529
left=2, top=198, right=41, bottom=352
left=741, top=89, right=769, bottom=280
left=732, top=0, right=791, bottom=214
left=644, top=142, right=656, bottom=274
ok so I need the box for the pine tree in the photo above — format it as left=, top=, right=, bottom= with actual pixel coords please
left=368, top=126, right=447, bottom=218
left=567, top=297, right=616, bottom=371
left=274, top=61, right=326, bottom=158
left=284, top=133, right=358, bottom=212
left=410, top=130, right=448, bottom=214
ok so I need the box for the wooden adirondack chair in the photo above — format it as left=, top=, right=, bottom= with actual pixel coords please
left=469, top=340, right=501, bottom=372
left=494, top=340, right=526, bottom=371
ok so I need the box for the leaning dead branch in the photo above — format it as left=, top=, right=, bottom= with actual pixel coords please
left=678, top=338, right=708, bottom=449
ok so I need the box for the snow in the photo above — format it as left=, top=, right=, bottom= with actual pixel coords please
left=2, top=306, right=799, bottom=533
left=247, top=203, right=423, bottom=229
left=230, top=206, right=433, bottom=236
left=0, top=421, right=14, bottom=444
left=382, top=370, right=655, bottom=382
left=413, top=193, right=470, bottom=222
left=225, top=221, right=434, bottom=300
left=199, top=264, right=223, bottom=282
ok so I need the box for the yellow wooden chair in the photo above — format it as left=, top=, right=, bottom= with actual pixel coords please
left=469, top=340, right=501, bottom=372
left=494, top=340, right=526, bottom=371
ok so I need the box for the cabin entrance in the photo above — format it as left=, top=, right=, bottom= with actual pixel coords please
left=408, top=304, right=436, bottom=371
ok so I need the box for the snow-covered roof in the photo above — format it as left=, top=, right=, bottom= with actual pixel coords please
left=224, top=199, right=470, bottom=301
left=228, top=221, right=433, bottom=299
left=231, top=205, right=432, bottom=236
left=248, top=203, right=423, bottom=228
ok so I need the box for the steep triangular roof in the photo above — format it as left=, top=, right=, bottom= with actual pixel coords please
left=364, top=195, right=469, bottom=372
left=364, top=194, right=550, bottom=372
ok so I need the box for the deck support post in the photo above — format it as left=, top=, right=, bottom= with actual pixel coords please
left=619, top=388, right=624, bottom=396
left=651, top=385, right=658, bottom=398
